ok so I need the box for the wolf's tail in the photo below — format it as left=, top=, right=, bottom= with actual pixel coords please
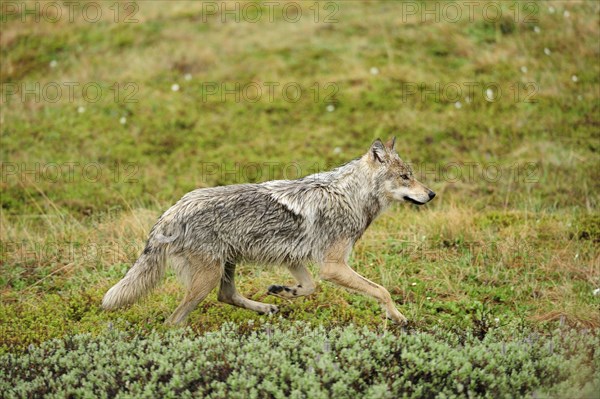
left=102, top=242, right=169, bottom=310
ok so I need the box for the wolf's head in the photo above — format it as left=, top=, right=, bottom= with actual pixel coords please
left=367, top=138, right=435, bottom=205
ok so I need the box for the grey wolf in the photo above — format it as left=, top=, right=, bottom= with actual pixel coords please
left=102, top=138, right=436, bottom=325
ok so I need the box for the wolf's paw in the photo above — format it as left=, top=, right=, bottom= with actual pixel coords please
left=386, top=310, right=408, bottom=326
left=257, top=304, right=279, bottom=316
left=267, top=284, right=298, bottom=298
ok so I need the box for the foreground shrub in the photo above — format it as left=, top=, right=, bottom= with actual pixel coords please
left=1, top=322, right=598, bottom=398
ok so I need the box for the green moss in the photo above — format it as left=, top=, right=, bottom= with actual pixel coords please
left=575, top=214, right=600, bottom=242
left=476, top=211, right=523, bottom=228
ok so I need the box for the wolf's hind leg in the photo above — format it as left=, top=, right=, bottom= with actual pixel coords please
left=218, top=262, right=279, bottom=315
left=165, top=255, right=221, bottom=326
left=267, top=263, right=316, bottom=299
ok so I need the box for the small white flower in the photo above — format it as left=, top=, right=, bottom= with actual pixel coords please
left=574, top=253, right=579, bottom=260
left=411, top=282, right=417, bottom=286
left=49, top=60, right=58, bottom=68
left=520, top=66, right=528, bottom=74
left=454, top=101, right=462, bottom=109
left=571, top=75, right=578, bottom=82
left=426, top=296, right=431, bottom=300
left=171, top=83, right=180, bottom=92
left=184, top=73, right=192, bottom=81
left=77, top=106, right=85, bottom=114
left=534, top=26, right=541, bottom=33
left=370, top=67, right=380, bottom=75
left=485, top=88, right=495, bottom=102
left=333, top=147, right=342, bottom=154
left=119, top=116, right=127, bottom=125
left=593, top=288, right=600, bottom=296
left=563, top=10, right=570, bottom=18
left=548, top=6, right=555, bottom=14
left=326, top=104, right=335, bottom=112
left=494, top=317, right=500, bottom=324
left=544, top=48, right=551, bottom=56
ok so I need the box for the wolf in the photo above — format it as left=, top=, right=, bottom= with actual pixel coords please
left=102, top=138, right=435, bottom=325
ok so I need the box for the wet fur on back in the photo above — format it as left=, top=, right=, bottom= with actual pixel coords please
left=157, top=157, right=385, bottom=265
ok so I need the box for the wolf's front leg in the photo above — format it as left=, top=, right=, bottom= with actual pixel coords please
left=267, top=263, right=316, bottom=299
left=320, top=261, right=408, bottom=325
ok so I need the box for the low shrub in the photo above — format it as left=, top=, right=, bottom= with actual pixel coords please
left=1, top=322, right=598, bottom=398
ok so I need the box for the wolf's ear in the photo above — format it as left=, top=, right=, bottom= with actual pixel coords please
left=369, top=139, right=386, bottom=163
left=385, top=136, right=397, bottom=152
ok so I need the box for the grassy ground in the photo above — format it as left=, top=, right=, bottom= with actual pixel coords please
left=1, top=0, right=598, bottom=387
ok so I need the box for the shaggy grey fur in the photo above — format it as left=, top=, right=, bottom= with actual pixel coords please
left=102, top=138, right=435, bottom=325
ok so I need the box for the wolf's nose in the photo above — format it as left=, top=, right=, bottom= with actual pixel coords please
left=428, top=190, right=436, bottom=200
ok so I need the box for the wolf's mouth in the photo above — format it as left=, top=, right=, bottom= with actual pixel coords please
left=403, top=196, right=425, bottom=205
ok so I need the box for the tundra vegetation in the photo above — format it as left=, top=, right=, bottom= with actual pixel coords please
left=0, top=1, right=598, bottom=397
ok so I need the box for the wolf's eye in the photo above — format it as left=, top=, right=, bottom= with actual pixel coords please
left=400, top=174, right=409, bottom=180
